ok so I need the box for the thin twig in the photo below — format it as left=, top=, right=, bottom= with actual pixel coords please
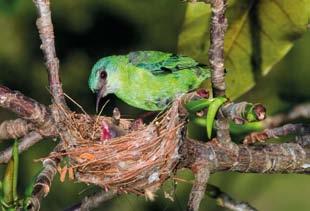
left=206, top=184, right=257, bottom=211
left=243, top=123, right=310, bottom=144
left=65, top=190, right=117, bottom=211
left=263, top=103, right=310, bottom=128
left=64, top=93, right=89, bottom=116
left=0, top=132, right=43, bottom=164
left=175, top=177, right=256, bottom=211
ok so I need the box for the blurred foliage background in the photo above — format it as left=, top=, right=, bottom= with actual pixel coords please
left=0, top=0, right=309, bottom=210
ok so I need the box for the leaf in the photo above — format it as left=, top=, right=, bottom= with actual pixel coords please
left=12, top=141, right=18, bottom=201
left=206, top=97, right=227, bottom=138
left=185, top=99, right=213, bottom=113
left=2, top=141, right=18, bottom=205
left=2, top=159, right=14, bottom=205
left=178, top=0, right=309, bottom=99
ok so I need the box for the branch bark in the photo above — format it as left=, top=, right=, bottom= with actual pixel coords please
left=187, top=166, right=210, bottom=211
left=206, top=0, right=235, bottom=149
left=27, top=157, right=59, bottom=211
left=0, top=119, right=33, bottom=140
left=181, top=137, right=310, bottom=174
left=33, top=0, right=66, bottom=107
left=0, top=85, right=50, bottom=125
left=208, top=0, right=227, bottom=96
left=244, top=123, right=310, bottom=144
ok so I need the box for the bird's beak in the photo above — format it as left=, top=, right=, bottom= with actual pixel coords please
left=96, top=85, right=107, bottom=113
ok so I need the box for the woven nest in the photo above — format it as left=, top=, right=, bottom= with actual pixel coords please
left=52, top=101, right=185, bottom=195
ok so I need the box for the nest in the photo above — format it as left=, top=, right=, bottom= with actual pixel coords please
left=51, top=101, right=185, bottom=195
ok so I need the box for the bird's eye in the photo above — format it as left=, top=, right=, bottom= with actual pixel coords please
left=100, top=70, right=107, bottom=79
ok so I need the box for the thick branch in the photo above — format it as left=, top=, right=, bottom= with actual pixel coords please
left=0, top=119, right=33, bottom=140
left=0, top=85, right=56, bottom=137
left=0, top=85, right=49, bottom=124
left=33, top=0, right=66, bottom=107
left=187, top=166, right=210, bottom=211
left=0, top=132, right=43, bottom=164
left=181, top=138, right=310, bottom=174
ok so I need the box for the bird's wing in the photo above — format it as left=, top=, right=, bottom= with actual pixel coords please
left=128, top=51, right=204, bottom=75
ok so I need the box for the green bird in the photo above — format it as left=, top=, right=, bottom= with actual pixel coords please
left=89, top=51, right=210, bottom=111
left=88, top=50, right=227, bottom=138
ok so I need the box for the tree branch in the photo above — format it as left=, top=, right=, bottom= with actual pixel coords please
left=206, top=184, right=257, bottom=211
left=181, top=138, right=310, bottom=174
left=244, top=123, right=310, bottom=144
left=33, top=0, right=66, bottom=107
left=263, top=103, right=310, bottom=128
left=26, top=156, right=59, bottom=211
left=65, top=190, right=117, bottom=211
left=222, top=102, right=266, bottom=124
left=187, top=166, right=210, bottom=211
left=0, top=119, right=33, bottom=140
left=205, top=0, right=235, bottom=149
left=0, top=132, right=43, bottom=164
left=0, top=85, right=50, bottom=125
left=208, top=0, right=227, bottom=96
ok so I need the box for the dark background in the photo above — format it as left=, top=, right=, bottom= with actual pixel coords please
left=0, top=0, right=309, bottom=210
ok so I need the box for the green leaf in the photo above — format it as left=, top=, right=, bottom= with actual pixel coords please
left=2, top=158, right=14, bottom=205
left=185, top=98, right=213, bottom=113
left=2, top=141, right=18, bottom=206
left=12, top=141, right=18, bottom=201
left=178, top=0, right=309, bottom=99
left=206, top=97, right=227, bottom=138
left=229, top=121, right=264, bottom=135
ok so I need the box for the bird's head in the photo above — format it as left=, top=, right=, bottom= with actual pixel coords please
left=88, top=57, right=120, bottom=112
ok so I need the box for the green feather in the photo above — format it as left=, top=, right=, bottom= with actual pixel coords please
left=89, top=51, right=211, bottom=111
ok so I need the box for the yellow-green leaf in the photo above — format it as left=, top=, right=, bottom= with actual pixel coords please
left=178, top=0, right=309, bottom=99
left=2, top=141, right=19, bottom=205
left=2, top=159, right=14, bottom=204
